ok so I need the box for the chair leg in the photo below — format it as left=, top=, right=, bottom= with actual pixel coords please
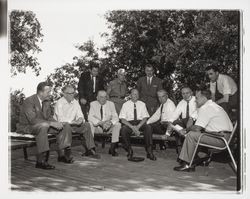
left=189, top=140, right=201, bottom=167
left=225, top=142, right=237, bottom=171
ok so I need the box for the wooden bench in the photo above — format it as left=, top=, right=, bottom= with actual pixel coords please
left=10, top=132, right=81, bottom=160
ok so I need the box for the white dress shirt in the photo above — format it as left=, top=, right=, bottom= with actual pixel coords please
left=169, top=96, right=197, bottom=122
left=91, top=75, right=96, bottom=93
left=195, top=100, right=233, bottom=132
left=210, top=74, right=237, bottom=96
left=147, top=98, right=176, bottom=124
left=119, top=100, right=149, bottom=121
left=37, top=95, right=43, bottom=108
left=53, top=97, right=84, bottom=123
left=88, top=100, right=119, bottom=125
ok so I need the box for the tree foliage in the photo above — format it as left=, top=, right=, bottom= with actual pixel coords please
left=47, top=10, right=239, bottom=102
left=10, top=10, right=43, bottom=76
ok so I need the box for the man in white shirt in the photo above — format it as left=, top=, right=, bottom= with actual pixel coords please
left=54, top=85, right=100, bottom=160
left=173, top=89, right=233, bottom=172
left=206, top=65, right=238, bottom=114
left=168, top=87, right=197, bottom=128
left=147, top=89, right=176, bottom=149
left=119, top=89, right=156, bottom=161
left=88, top=90, right=121, bottom=156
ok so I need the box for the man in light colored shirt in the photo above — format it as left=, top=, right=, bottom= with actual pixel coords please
left=173, top=89, right=233, bottom=172
left=147, top=89, right=176, bottom=149
left=88, top=90, right=121, bottom=156
left=54, top=85, right=100, bottom=159
left=119, top=89, right=156, bottom=161
left=206, top=65, right=238, bottom=114
left=107, top=68, right=128, bottom=114
left=169, top=87, right=197, bottom=129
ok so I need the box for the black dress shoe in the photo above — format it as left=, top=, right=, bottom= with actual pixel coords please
left=147, top=153, right=157, bottom=161
left=108, top=148, right=119, bottom=156
left=173, top=164, right=195, bottom=172
left=83, top=149, right=101, bottom=159
left=58, top=156, right=74, bottom=164
left=36, top=162, right=55, bottom=170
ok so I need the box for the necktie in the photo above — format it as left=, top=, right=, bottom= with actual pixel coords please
left=186, top=101, right=189, bottom=119
left=100, top=105, right=103, bottom=120
left=42, top=101, right=46, bottom=117
left=160, top=104, right=164, bottom=121
left=134, top=103, right=137, bottom=121
left=147, top=77, right=151, bottom=86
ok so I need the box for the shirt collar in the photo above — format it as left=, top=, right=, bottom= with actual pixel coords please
left=62, top=97, right=74, bottom=104
left=37, top=95, right=43, bottom=106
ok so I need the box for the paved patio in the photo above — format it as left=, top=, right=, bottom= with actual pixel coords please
left=10, top=140, right=237, bottom=192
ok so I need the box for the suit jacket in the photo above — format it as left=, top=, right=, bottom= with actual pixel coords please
left=137, top=76, right=163, bottom=104
left=77, top=72, right=104, bottom=103
left=17, top=94, right=55, bottom=134
left=88, top=100, right=119, bottom=126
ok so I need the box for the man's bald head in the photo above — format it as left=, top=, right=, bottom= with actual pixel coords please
left=97, top=90, right=107, bottom=105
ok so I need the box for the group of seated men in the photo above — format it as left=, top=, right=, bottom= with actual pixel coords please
left=16, top=63, right=238, bottom=172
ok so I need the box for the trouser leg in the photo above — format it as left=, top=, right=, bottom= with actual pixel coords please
left=120, top=125, right=133, bottom=150
left=55, top=123, right=72, bottom=151
left=179, top=130, right=226, bottom=163
left=110, top=122, right=121, bottom=143
left=140, top=124, right=153, bottom=148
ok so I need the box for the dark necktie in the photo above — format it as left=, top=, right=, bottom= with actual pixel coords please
left=186, top=101, right=189, bottom=119
left=100, top=105, right=103, bottom=120
left=160, top=104, right=164, bottom=120
left=147, top=77, right=151, bottom=86
left=215, top=81, right=223, bottom=101
left=134, top=103, right=137, bottom=121
left=42, top=101, right=46, bottom=117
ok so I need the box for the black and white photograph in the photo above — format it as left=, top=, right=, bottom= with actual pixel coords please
left=0, top=0, right=249, bottom=198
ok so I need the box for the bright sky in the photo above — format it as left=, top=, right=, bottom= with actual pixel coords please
left=9, top=0, right=109, bottom=96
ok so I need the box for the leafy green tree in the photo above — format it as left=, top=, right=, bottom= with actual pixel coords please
left=10, top=10, right=43, bottom=76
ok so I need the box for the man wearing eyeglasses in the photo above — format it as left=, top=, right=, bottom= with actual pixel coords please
left=54, top=85, right=100, bottom=159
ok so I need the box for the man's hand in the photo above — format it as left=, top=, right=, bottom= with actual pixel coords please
left=71, top=118, right=83, bottom=126
left=103, top=121, right=112, bottom=130
left=132, top=126, right=141, bottom=136
left=178, top=129, right=187, bottom=137
left=50, top=122, right=63, bottom=130
left=80, top=98, right=87, bottom=105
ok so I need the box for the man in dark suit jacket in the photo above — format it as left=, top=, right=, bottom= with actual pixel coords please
left=137, top=64, right=163, bottom=116
left=17, top=82, right=73, bottom=169
left=77, top=63, right=104, bottom=121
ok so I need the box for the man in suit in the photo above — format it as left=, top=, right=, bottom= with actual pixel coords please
left=78, top=62, right=104, bottom=121
left=137, top=64, right=163, bottom=116
left=206, top=65, right=238, bottom=115
left=119, top=89, right=156, bottom=161
left=88, top=90, right=121, bottom=156
left=53, top=84, right=100, bottom=159
left=173, top=89, right=233, bottom=172
left=17, top=82, right=72, bottom=169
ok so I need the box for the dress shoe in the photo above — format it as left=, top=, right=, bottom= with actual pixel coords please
left=147, top=153, right=157, bottom=161
left=58, top=156, right=74, bottom=164
left=35, top=162, right=55, bottom=170
left=83, top=149, right=101, bottom=159
left=173, top=164, right=195, bottom=172
left=109, top=148, right=119, bottom=156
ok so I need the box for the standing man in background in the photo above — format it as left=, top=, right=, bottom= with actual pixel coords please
left=137, top=64, right=163, bottom=116
left=206, top=65, right=238, bottom=115
left=107, top=68, right=128, bottom=115
left=78, top=62, right=104, bottom=121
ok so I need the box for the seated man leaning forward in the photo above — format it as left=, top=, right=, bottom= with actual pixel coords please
left=17, top=82, right=72, bottom=169
left=88, top=90, right=121, bottom=156
left=54, top=84, right=100, bottom=159
left=146, top=89, right=176, bottom=149
left=119, top=89, right=156, bottom=161
left=173, top=89, right=233, bottom=172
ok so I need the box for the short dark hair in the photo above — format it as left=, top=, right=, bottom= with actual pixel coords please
left=197, top=89, right=212, bottom=100
left=180, top=85, right=192, bottom=92
left=145, top=64, right=154, bottom=70
left=37, top=82, right=50, bottom=93
left=89, top=62, right=99, bottom=70
left=205, top=65, right=219, bottom=72
left=62, top=84, right=75, bottom=92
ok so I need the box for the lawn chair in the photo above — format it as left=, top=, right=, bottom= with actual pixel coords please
left=188, top=121, right=238, bottom=172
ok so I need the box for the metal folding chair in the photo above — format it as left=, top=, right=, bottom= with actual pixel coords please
left=188, top=121, right=238, bottom=171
